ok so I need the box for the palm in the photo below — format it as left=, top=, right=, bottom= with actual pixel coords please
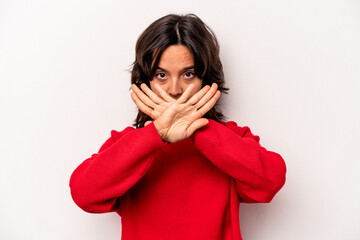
left=154, top=83, right=220, bottom=143
left=151, top=103, right=171, bottom=119
left=131, top=82, right=221, bottom=143
left=131, top=83, right=176, bottom=119
left=156, top=103, right=200, bottom=142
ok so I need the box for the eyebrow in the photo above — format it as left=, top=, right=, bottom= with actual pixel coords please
left=156, top=65, right=195, bottom=72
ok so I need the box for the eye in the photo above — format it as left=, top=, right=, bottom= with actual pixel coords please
left=184, top=72, right=195, bottom=79
left=155, top=73, right=166, bottom=80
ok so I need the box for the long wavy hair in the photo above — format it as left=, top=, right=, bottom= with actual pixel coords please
left=130, top=13, right=228, bottom=128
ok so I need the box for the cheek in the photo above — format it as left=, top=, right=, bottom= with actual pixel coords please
left=190, top=88, right=200, bottom=96
left=149, top=82, right=155, bottom=91
left=150, top=82, right=163, bottom=96
left=190, top=80, right=203, bottom=96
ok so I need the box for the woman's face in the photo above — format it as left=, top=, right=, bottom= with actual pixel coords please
left=150, top=45, right=203, bottom=99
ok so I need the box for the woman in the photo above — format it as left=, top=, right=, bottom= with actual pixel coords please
left=69, top=13, right=286, bottom=240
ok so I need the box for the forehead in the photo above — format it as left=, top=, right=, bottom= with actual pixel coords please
left=158, top=45, right=194, bottom=68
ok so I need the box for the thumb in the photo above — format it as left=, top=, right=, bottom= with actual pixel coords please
left=187, top=118, right=209, bottom=137
left=144, top=120, right=153, bottom=127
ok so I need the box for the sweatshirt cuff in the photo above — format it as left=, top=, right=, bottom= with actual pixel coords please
left=142, top=121, right=168, bottom=146
left=193, top=119, right=227, bottom=149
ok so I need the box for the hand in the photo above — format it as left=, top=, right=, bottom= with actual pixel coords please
left=130, top=83, right=175, bottom=120
left=144, top=121, right=153, bottom=127
left=153, top=83, right=221, bottom=143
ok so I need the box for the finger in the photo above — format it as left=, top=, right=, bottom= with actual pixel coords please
left=187, top=84, right=211, bottom=105
left=154, top=83, right=175, bottom=102
left=196, top=90, right=221, bottom=117
left=131, top=84, right=156, bottom=108
left=186, top=118, right=209, bottom=137
left=131, top=91, right=154, bottom=118
left=177, top=84, right=194, bottom=103
left=140, top=83, right=162, bottom=104
left=194, top=83, right=218, bottom=109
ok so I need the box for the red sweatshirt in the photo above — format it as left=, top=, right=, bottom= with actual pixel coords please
left=69, top=120, right=286, bottom=240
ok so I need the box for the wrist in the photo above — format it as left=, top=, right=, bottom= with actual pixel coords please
left=154, top=120, right=168, bottom=142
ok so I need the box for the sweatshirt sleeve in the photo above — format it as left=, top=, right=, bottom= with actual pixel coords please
left=193, top=119, right=286, bottom=203
left=69, top=122, right=166, bottom=214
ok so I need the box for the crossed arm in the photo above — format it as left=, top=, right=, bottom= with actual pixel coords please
left=70, top=83, right=286, bottom=213
left=130, top=83, right=221, bottom=143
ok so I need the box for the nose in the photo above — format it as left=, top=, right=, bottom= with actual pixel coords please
left=168, top=79, right=183, bottom=98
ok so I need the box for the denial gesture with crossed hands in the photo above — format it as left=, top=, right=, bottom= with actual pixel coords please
left=131, top=82, right=221, bottom=143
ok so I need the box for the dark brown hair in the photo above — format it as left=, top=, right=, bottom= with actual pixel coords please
left=131, top=13, right=228, bottom=128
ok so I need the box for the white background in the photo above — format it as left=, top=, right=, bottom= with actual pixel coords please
left=1, top=0, right=359, bottom=239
